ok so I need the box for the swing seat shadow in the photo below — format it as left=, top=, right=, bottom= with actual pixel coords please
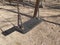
left=2, top=18, right=42, bottom=36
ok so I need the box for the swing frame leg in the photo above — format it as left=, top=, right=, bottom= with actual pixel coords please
left=15, top=0, right=23, bottom=30
left=33, top=0, right=40, bottom=18
left=16, top=0, right=40, bottom=30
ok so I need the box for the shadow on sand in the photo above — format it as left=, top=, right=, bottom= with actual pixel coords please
left=0, top=7, right=60, bottom=36
left=45, top=4, right=60, bottom=9
left=2, top=16, right=60, bottom=36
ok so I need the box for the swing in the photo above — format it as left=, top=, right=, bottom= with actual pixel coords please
left=16, top=0, right=40, bottom=29
left=2, top=0, right=40, bottom=35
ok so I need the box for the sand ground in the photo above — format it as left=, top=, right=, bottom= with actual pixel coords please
left=0, top=2, right=60, bottom=45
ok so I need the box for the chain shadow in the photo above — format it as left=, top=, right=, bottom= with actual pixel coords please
left=40, top=14, right=60, bottom=26
left=40, top=18, right=60, bottom=26
left=0, top=8, right=32, bottom=18
left=40, top=14, right=60, bottom=18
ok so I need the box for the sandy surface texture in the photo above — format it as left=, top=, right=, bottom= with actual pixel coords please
left=0, top=1, right=60, bottom=45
